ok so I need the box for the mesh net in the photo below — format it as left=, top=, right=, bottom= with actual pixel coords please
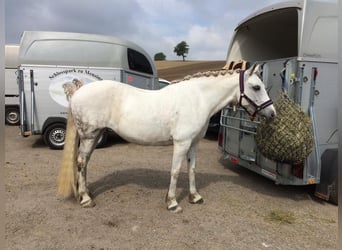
left=255, top=94, right=314, bottom=164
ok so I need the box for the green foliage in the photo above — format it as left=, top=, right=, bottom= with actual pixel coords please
left=174, top=41, right=189, bottom=61
left=154, top=52, right=166, bottom=61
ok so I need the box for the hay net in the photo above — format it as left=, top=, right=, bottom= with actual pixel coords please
left=255, top=93, right=314, bottom=164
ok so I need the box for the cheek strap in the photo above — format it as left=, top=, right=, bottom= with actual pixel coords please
left=238, top=71, right=273, bottom=119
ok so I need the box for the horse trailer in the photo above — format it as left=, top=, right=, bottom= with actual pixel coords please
left=219, top=0, right=338, bottom=204
left=5, top=44, right=20, bottom=125
left=18, top=31, right=159, bottom=149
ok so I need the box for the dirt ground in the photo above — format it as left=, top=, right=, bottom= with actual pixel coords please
left=4, top=59, right=338, bottom=250
left=5, top=125, right=337, bottom=249
left=156, top=60, right=226, bottom=81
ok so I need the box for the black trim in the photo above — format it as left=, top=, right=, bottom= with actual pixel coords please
left=42, top=117, right=67, bottom=133
left=127, top=48, right=153, bottom=75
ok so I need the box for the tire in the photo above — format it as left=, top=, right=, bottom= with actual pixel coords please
left=329, top=180, right=338, bottom=205
left=315, top=149, right=338, bottom=205
left=5, top=106, right=20, bottom=125
left=43, top=123, right=66, bottom=150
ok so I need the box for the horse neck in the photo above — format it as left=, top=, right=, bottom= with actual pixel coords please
left=197, top=73, right=240, bottom=116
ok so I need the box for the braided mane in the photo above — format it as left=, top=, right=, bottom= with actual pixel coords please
left=171, top=68, right=242, bottom=84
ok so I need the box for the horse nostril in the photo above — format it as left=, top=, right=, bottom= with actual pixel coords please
left=271, top=111, right=276, bottom=118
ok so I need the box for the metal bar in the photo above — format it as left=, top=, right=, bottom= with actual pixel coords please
left=18, top=69, right=27, bottom=136
left=296, top=65, right=304, bottom=105
left=220, top=106, right=259, bottom=134
left=30, top=70, right=35, bottom=133
left=308, top=68, right=317, bottom=111
left=309, top=106, right=321, bottom=182
left=221, top=107, right=261, bottom=124
left=219, top=124, right=257, bottom=135
left=308, top=67, right=321, bottom=183
left=221, top=114, right=260, bottom=124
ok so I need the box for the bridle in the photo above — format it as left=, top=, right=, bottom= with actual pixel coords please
left=238, top=70, right=273, bottom=120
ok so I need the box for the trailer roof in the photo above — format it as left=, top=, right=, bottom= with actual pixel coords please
left=18, top=31, right=156, bottom=73
left=5, top=44, right=19, bottom=68
left=235, top=1, right=303, bottom=31
left=228, top=0, right=337, bottom=61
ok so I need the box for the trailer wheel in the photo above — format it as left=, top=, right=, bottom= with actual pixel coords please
left=5, top=106, right=20, bottom=125
left=315, top=149, right=338, bottom=205
left=43, top=123, right=66, bottom=150
left=329, top=180, right=338, bottom=205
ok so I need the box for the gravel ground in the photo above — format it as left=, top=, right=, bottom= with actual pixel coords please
left=5, top=125, right=337, bottom=249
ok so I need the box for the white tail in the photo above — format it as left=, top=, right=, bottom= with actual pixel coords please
left=57, top=107, right=79, bottom=198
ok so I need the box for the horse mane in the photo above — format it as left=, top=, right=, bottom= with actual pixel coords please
left=171, top=68, right=242, bottom=84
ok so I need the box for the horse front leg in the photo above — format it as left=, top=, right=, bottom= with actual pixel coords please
left=187, top=144, right=203, bottom=204
left=77, top=138, right=97, bottom=208
left=166, top=141, right=191, bottom=213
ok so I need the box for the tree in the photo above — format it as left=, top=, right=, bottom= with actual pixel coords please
left=174, top=41, right=189, bottom=61
left=154, top=52, right=166, bottom=61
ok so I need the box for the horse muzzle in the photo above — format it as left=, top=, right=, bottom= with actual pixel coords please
left=259, top=105, right=277, bottom=120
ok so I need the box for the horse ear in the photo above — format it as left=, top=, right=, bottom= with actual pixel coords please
left=247, top=63, right=260, bottom=76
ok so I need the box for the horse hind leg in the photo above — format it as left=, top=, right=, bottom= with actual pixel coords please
left=187, top=144, right=203, bottom=204
left=166, top=141, right=191, bottom=213
left=77, top=137, right=98, bottom=208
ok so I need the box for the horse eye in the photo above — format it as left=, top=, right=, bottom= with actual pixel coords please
left=252, top=85, right=261, bottom=91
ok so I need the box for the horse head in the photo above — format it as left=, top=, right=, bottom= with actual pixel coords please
left=238, top=64, right=276, bottom=120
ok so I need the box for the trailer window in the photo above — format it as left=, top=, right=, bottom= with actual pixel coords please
left=127, top=48, right=153, bottom=75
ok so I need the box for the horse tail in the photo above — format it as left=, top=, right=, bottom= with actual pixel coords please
left=57, top=105, right=79, bottom=198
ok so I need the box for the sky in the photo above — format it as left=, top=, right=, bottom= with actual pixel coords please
left=5, top=0, right=288, bottom=61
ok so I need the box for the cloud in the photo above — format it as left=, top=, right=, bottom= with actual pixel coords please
left=165, top=25, right=228, bottom=60
left=5, top=0, right=145, bottom=42
left=5, top=0, right=288, bottom=60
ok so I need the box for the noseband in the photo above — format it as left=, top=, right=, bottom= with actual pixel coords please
left=238, top=71, right=273, bottom=119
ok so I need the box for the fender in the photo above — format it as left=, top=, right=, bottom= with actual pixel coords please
left=315, top=149, right=338, bottom=204
left=42, top=117, right=67, bottom=134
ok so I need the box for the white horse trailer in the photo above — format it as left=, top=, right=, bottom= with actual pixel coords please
left=18, top=31, right=159, bottom=149
left=5, top=44, right=20, bottom=125
left=219, top=0, right=338, bottom=204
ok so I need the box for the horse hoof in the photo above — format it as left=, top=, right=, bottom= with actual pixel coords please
left=189, top=194, right=204, bottom=204
left=81, top=199, right=96, bottom=208
left=194, top=198, right=204, bottom=204
left=167, top=205, right=183, bottom=213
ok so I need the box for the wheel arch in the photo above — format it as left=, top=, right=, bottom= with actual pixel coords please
left=5, top=104, right=20, bottom=109
left=315, top=148, right=338, bottom=204
left=42, top=117, right=67, bottom=134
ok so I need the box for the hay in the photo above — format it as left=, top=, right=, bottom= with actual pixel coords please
left=255, top=94, right=314, bottom=164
